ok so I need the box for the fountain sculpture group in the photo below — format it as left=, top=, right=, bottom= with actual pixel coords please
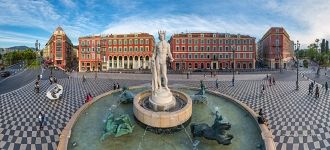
left=102, top=30, right=233, bottom=146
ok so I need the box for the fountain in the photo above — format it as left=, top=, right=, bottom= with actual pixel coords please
left=60, top=30, right=274, bottom=150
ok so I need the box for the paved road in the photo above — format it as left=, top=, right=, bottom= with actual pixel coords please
left=0, top=67, right=68, bottom=95
left=0, top=62, right=25, bottom=82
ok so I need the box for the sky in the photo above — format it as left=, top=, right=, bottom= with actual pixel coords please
left=0, top=0, right=329, bottom=48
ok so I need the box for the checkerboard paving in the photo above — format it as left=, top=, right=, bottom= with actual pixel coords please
left=1, top=76, right=330, bottom=150
left=180, top=80, right=330, bottom=150
left=0, top=78, right=147, bottom=150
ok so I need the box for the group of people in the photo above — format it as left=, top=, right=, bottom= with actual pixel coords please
left=257, top=109, right=269, bottom=126
left=113, top=83, right=120, bottom=90
left=308, top=81, right=323, bottom=98
left=266, top=74, right=276, bottom=86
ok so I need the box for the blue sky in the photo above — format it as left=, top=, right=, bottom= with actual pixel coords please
left=0, top=0, right=329, bottom=48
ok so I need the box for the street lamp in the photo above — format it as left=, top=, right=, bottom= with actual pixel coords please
left=295, top=40, right=300, bottom=90
left=232, top=45, right=236, bottom=86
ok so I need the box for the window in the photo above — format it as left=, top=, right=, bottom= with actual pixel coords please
left=129, top=39, right=133, bottom=44
left=225, top=54, right=228, bottom=58
left=225, top=46, right=229, bottom=51
left=219, top=46, right=223, bottom=51
left=140, top=47, right=144, bottom=51
left=176, top=39, right=180, bottom=44
left=82, top=41, right=85, bottom=46
left=87, top=54, right=90, bottom=59
left=201, top=46, right=204, bottom=51
left=213, top=40, right=217, bottom=44
left=243, top=46, right=247, bottom=51
left=225, top=40, right=229, bottom=44
left=194, top=39, right=198, bottom=44
left=189, top=39, right=192, bottom=44
left=201, top=39, right=204, bottom=44
left=219, top=39, right=222, bottom=44
left=87, top=48, right=90, bottom=52
left=182, top=47, right=185, bottom=51
left=243, top=53, right=246, bottom=58
left=113, top=47, right=117, bottom=52
left=124, top=40, right=127, bottom=45
left=124, top=47, right=127, bottom=52
left=109, top=47, right=112, bottom=52
left=207, top=39, right=210, bottom=44
left=207, top=54, right=210, bottom=59
left=182, top=39, right=186, bottom=44
left=118, top=47, right=122, bottom=52
left=219, top=54, right=223, bottom=58
left=113, top=40, right=117, bottom=45
left=135, top=47, right=138, bottom=51
left=194, top=46, right=198, bottom=51
left=129, top=47, right=133, bottom=52
left=237, top=39, right=240, bottom=44
left=82, top=48, right=85, bottom=52
left=237, top=53, right=240, bottom=58
left=188, top=54, right=192, bottom=59
left=213, top=46, right=216, bottom=51
left=207, top=46, right=210, bottom=51
left=146, top=39, right=149, bottom=44
left=92, top=47, right=95, bottom=51
left=176, top=54, right=180, bottom=59
left=195, top=63, right=198, bottom=68
left=134, top=39, right=138, bottom=44
left=118, top=40, right=122, bottom=45
left=97, top=47, right=100, bottom=52
left=140, top=39, right=144, bottom=44
left=189, top=46, right=192, bottom=51
left=176, top=46, right=179, bottom=51
left=201, top=54, right=204, bottom=59
left=82, top=54, right=85, bottom=59
left=182, top=54, right=185, bottom=58
left=194, top=54, right=198, bottom=59
left=146, top=47, right=149, bottom=51
left=249, top=46, right=253, bottom=51
left=237, top=46, right=241, bottom=51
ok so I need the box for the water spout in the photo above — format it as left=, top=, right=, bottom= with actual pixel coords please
left=137, top=126, right=149, bottom=150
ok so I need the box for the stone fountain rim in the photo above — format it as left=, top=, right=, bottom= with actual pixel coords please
left=58, top=85, right=275, bottom=150
left=134, top=89, right=192, bottom=114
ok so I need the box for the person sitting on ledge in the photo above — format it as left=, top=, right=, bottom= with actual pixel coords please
left=257, top=109, right=269, bottom=126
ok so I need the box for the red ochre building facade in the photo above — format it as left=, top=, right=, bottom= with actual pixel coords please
left=44, top=27, right=74, bottom=69
left=169, top=33, right=256, bottom=71
left=258, top=27, right=294, bottom=69
left=78, top=33, right=154, bottom=72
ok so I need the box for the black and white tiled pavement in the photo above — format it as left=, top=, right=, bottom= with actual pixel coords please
left=0, top=78, right=147, bottom=150
left=1, top=76, right=330, bottom=149
left=181, top=80, right=330, bottom=150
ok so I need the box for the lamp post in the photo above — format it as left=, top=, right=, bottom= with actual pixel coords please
left=232, top=45, right=236, bottom=86
left=295, top=40, right=300, bottom=90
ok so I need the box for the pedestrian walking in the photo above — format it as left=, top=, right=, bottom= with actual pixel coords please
left=35, top=81, right=40, bottom=93
left=116, top=83, right=120, bottom=89
left=261, top=84, right=265, bottom=95
left=82, top=75, right=86, bottom=82
left=204, top=73, right=206, bottom=78
left=325, top=82, right=328, bottom=91
left=266, top=74, right=268, bottom=79
left=187, top=72, right=189, bottom=79
left=308, top=83, right=312, bottom=95
left=215, top=79, right=219, bottom=89
left=269, top=78, right=272, bottom=86
left=113, top=83, right=117, bottom=90
left=315, top=85, right=320, bottom=98
left=38, top=112, right=45, bottom=130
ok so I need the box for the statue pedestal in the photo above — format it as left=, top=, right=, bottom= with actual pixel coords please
left=149, top=88, right=176, bottom=111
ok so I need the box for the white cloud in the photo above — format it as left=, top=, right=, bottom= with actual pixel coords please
left=0, top=30, right=48, bottom=46
left=60, top=0, right=76, bottom=8
left=259, top=0, right=330, bottom=47
left=102, top=15, right=268, bottom=40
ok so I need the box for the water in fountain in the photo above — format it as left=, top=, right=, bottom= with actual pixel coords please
left=137, top=126, right=149, bottom=150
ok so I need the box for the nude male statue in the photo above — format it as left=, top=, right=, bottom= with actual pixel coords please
left=151, top=31, right=174, bottom=91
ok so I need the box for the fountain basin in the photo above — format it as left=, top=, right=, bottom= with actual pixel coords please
left=133, top=90, right=192, bottom=128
